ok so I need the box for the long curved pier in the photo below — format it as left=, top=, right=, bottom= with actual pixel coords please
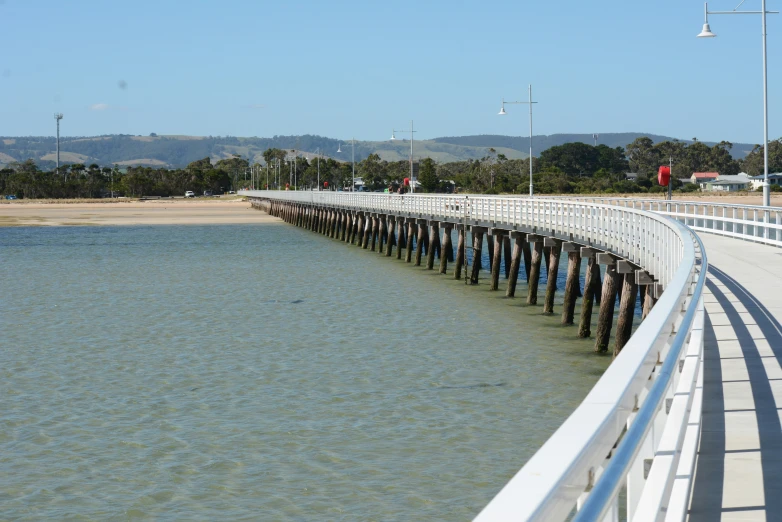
left=240, top=190, right=782, bottom=521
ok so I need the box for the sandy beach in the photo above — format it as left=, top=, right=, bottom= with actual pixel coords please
left=0, top=198, right=280, bottom=227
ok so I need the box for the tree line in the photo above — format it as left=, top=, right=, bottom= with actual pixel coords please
left=2, top=138, right=780, bottom=198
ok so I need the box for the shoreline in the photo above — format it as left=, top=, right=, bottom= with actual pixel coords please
left=0, top=198, right=280, bottom=227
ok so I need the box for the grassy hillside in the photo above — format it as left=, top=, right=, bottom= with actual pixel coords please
left=0, top=132, right=754, bottom=169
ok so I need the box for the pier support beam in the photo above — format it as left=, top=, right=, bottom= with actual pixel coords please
left=489, top=229, right=505, bottom=291
left=414, top=221, right=426, bottom=266
left=561, top=243, right=583, bottom=325
left=526, top=235, right=543, bottom=305
left=377, top=215, right=387, bottom=253
left=385, top=217, right=396, bottom=257
left=405, top=220, right=415, bottom=262
left=543, top=238, right=562, bottom=314
left=362, top=216, right=371, bottom=249
left=579, top=248, right=600, bottom=338
left=486, top=234, right=495, bottom=272
left=470, top=227, right=486, bottom=285
left=505, top=231, right=525, bottom=297
left=614, top=261, right=639, bottom=355
left=595, top=254, right=621, bottom=353
left=503, top=236, right=512, bottom=278
left=426, top=221, right=440, bottom=269
left=454, top=225, right=466, bottom=280
left=396, top=217, right=405, bottom=259
left=439, top=224, right=453, bottom=274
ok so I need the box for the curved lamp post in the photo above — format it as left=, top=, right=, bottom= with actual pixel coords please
left=391, top=121, right=417, bottom=193
left=698, top=1, right=778, bottom=206
left=337, top=139, right=355, bottom=191
left=499, top=85, right=538, bottom=197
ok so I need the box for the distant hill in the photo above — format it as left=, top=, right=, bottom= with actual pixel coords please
left=0, top=132, right=756, bottom=169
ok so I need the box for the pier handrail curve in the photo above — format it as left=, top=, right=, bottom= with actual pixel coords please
left=240, top=190, right=706, bottom=520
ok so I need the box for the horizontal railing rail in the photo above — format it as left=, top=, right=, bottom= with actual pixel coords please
left=239, top=190, right=707, bottom=521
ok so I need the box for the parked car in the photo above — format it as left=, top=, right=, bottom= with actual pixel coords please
left=203, top=190, right=213, bottom=197
left=5, top=195, right=17, bottom=200
left=185, top=191, right=195, bottom=198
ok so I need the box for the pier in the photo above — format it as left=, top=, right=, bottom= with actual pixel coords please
left=241, top=191, right=782, bottom=521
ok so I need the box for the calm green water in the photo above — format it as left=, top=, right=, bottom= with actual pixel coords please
left=1, top=223, right=609, bottom=520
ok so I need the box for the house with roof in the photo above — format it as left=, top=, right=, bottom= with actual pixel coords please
left=749, top=173, right=782, bottom=190
left=703, top=173, right=751, bottom=192
left=691, top=172, right=719, bottom=189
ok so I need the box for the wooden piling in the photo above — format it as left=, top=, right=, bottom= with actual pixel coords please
left=440, top=225, right=453, bottom=274
left=526, top=236, right=543, bottom=305
left=355, top=214, right=364, bottom=246
left=614, top=269, right=639, bottom=355
left=454, top=226, right=466, bottom=280
left=503, top=236, right=512, bottom=279
left=561, top=244, right=582, bottom=325
left=642, top=285, right=657, bottom=319
left=522, top=238, right=532, bottom=283
left=405, top=221, right=415, bottom=262
left=426, top=222, right=440, bottom=269
left=505, top=232, right=524, bottom=297
left=578, top=249, right=601, bottom=338
left=594, top=255, right=621, bottom=353
left=396, top=218, right=405, bottom=259
left=489, top=230, right=504, bottom=291
left=362, top=216, right=371, bottom=249
left=414, top=221, right=426, bottom=266
left=370, top=215, right=379, bottom=251
left=386, top=217, right=395, bottom=257
left=470, top=227, right=485, bottom=285
left=486, top=234, right=495, bottom=272
left=543, top=239, right=562, bottom=314
left=378, top=215, right=387, bottom=253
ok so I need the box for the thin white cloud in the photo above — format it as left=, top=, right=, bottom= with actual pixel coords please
left=89, top=103, right=110, bottom=111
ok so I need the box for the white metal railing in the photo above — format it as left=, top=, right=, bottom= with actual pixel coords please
left=240, top=190, right=707, bottom=521
left=548, top=196, right=782, bottom=247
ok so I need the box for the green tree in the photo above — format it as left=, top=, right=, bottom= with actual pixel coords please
left=417, top=158, right=439, bottom=192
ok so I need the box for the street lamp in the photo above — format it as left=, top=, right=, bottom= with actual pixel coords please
left=337, top=139, right=356, bottom=191
left=499, top=84, right=538, bottom=197
left=698, top=1, right=778, bottom=207
left=391, top=120, right=417, bottom=193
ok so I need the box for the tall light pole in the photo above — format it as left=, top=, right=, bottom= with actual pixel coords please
left=499, top=85, right=538, bottom=197
left=391, top=121, right=416, bottom=192
left=698, top=1, right=778, bottom=206
left=54, top=113, right=63, bottom=178
left=337, top=139, right=355, bottom=191
left=593, top=133, right=599, bottom=147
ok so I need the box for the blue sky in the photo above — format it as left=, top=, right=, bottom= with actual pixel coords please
left=0, top=0, right=779, bottom=144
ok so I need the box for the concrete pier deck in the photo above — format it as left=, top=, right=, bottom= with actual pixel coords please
left=689, top=234, right=782, bottom=521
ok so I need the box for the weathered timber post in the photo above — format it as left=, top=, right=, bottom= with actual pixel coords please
left=486, top=233, right=495, bottom=272
left=389, top=216, right=397, bottom=249
left=414, top=220, right=426, bottom=266
left=317, top=209, right=324, bottom=234
left=543, top=238, right=562, bottom=314
left=561, top=243, right=583, bottom=325
left=614, top=261, right=639, bottom=355
left=396, top=217, right=406, bottom=259
left=440, top=224, right=453, bottom=274
left=420, top=223, right=429, bottom=256
left=543, top=246, right=551, bottom=279
left=377, top=215, right=387, bottom=254
left=433, top=225, right=441, bottom=260
left=426, top=221, right=440, bottom=269
left=595, top=253, right=621, bottom=353
left=489, top=229, right=505, bottom=291
left=526, top=235, right=544, bottom=305
left=370, top=215, right=379, bottom=251
left=341, top=212, right=348, bottom=241
left=327, top=209, right=334, bottom=236
left=331, top=210, right=338, bottom=238
left=578, top=248, right=601, bottom=338
left=398, top=217, right=407, bottom=250
left=355, top=213, right=364, bottom=246
left=470, top=227, right=486, bottom=285
left=386, top=217, right=396, bottom=257
left=522, top=237, right=532, bottom=283
left=405, top=220, right=415, bottom=262
left=454, top=225, right=466, bottom=280
left=362, top=216, right=372, bottom=249
left=505, top=231, right=525, bottom=297
left=503, top=236, right=512, bottom=279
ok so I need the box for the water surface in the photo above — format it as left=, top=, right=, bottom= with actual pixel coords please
left=1, top=223, right=609, bottom=520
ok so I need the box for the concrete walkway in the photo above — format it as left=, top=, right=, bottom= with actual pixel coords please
left=689, top=234, right=782, bottom=521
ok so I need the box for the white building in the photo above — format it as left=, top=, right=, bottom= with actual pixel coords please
left=749, top=173, right=782, bottom=190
